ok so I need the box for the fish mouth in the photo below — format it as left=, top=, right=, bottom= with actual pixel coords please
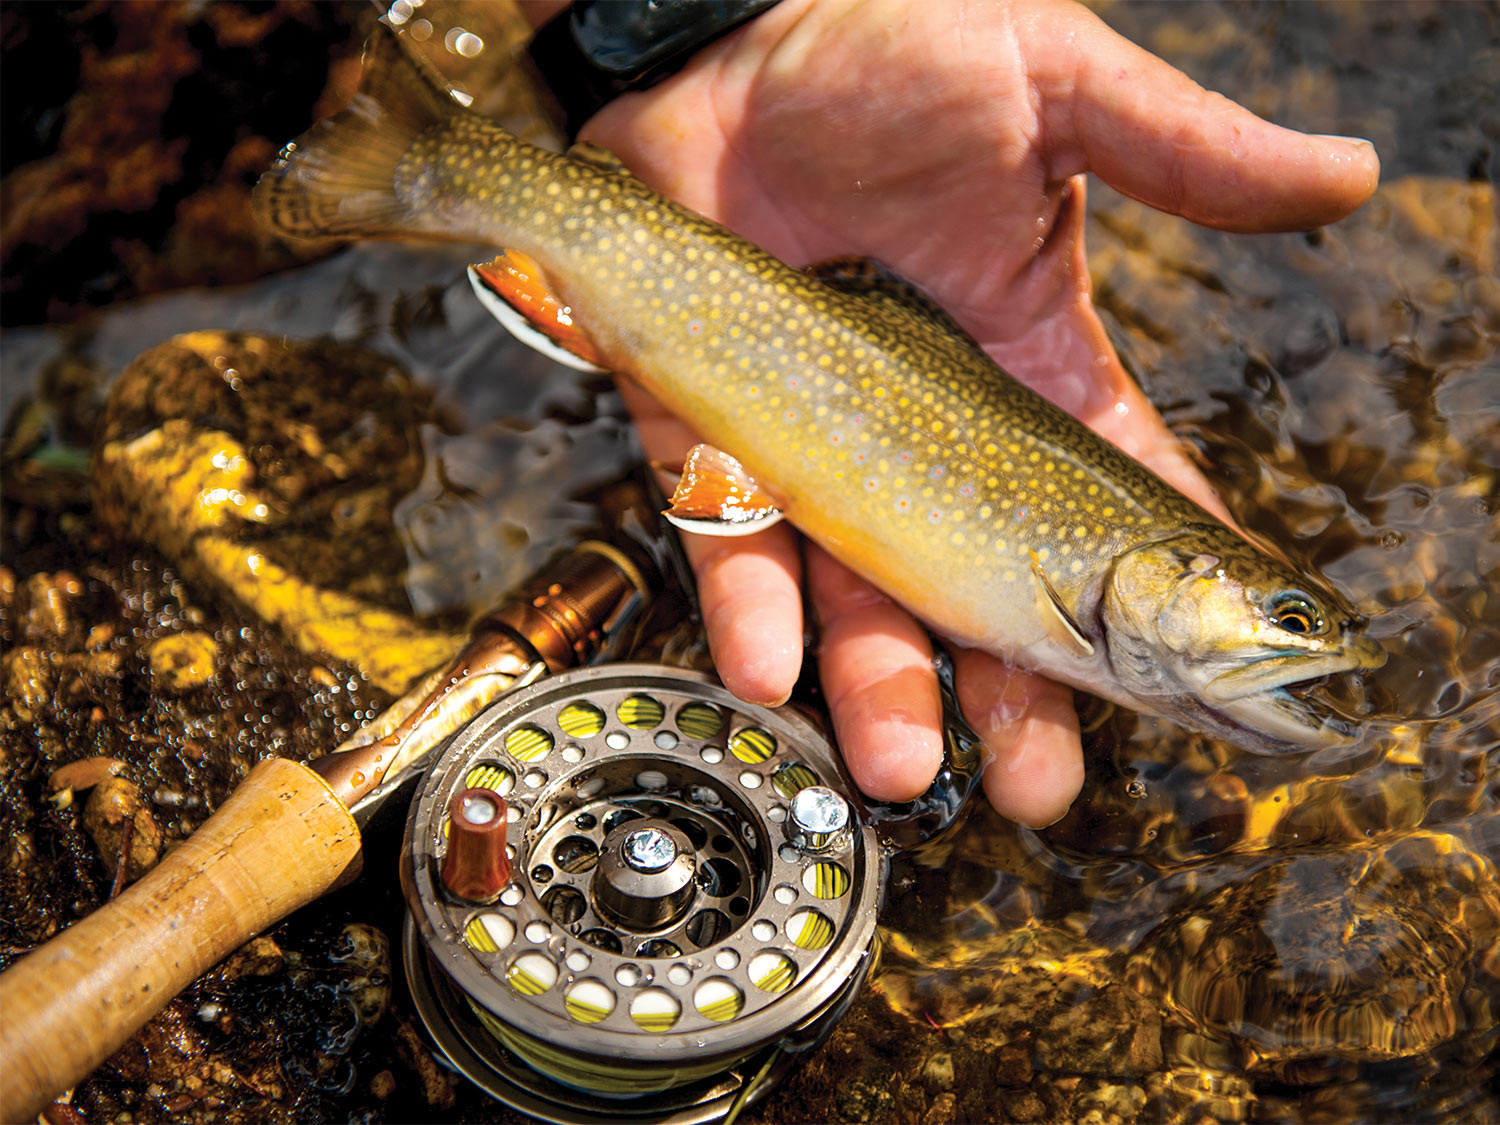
left=1199, top=637, right=1386, bottom=747
left=1202, top=639, right=1385, bottom=704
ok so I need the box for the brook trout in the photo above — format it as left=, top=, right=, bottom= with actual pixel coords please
left=255, top=29, right=1383, bottom=752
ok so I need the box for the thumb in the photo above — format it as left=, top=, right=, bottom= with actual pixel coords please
left=1027, top=2, right=1379, bottom=232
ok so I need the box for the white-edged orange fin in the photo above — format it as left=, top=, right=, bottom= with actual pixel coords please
left=467, top=252, right=607, bottom=374
left=1029, top=549, right=1095, bottom=657
left=663, top=444, right=784, bottom=538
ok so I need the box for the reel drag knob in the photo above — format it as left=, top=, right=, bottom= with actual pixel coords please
left=440, top=789, right=511, bottom=902
left=592, top=823, right=697, bottom=930
left=786, top=786, right=851, bottom=853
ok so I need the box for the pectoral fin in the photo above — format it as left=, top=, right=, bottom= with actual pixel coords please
left=468, top=251, right=607, bottom=373
left=1030, top=550, right=1095, bottom=657
left=663, top=444, right=784, bottom=537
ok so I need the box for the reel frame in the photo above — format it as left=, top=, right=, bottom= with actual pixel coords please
left=401, top=664, right=885, bottom=1121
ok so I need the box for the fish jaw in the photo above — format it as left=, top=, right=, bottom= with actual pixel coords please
left=1192, top=633, right=1387, bottom=748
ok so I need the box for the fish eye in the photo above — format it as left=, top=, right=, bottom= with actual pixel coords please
left=1266, top=591, right=1323, bottom=635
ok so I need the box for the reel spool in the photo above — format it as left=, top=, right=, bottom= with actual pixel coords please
left=402, top=664, right=884, bottom=1123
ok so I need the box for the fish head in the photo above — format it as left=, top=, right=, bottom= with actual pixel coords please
left=1099, top=526, right=1386, bottom=751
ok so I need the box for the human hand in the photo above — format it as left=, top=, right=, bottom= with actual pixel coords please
left=516, top=0, right=1379, bottom=827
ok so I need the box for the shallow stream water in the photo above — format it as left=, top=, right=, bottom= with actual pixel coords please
left=2, top=2, right=1496, bottom=1122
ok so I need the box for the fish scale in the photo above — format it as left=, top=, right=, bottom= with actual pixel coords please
left=254, top=27, right=1383, bottom=752
left=408, top=123, right=1164, bottom=609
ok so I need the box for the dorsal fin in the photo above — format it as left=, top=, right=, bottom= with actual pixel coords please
left=565, top=141, right=633, bottom=176
left=804, top=256, right=979, bottom=345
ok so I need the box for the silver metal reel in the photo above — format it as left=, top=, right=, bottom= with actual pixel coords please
left=401, top=664, right=885, bottom=1123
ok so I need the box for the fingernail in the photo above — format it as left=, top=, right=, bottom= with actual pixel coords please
left=1314, top=133, right=1374, bottom=150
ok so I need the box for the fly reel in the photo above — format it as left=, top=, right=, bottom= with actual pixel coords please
left=401, top=664, right=884, bottom=1123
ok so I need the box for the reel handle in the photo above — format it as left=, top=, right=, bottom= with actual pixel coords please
left=0, top=758, right=362, bottom=1123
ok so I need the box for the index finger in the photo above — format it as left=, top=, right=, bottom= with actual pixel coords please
left=1027, top=1, right=1379, bottom=231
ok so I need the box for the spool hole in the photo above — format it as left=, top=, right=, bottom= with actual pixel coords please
left=684, top=909, right=729, bottom=948
left=552, top=835, right=599, bottom=873
left=580, top=928, right=623, bottom=953
left=542, top=886, right=587, bottom=925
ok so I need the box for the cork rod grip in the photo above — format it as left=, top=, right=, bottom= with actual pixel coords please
left=0, top=757, right=362, bottom=1123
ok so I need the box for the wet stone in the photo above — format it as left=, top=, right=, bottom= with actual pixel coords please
left=1144, top=1068, right=1255, bottom=1124
left=920, top=1091, right=958, bottom=1124
left=999, top=1089, right=1048, bottom=1123
left=1035, top=984, right=1164, bottom=1077
left=394, top=1017, right=458, bottom=1111
left=15, top=571, right=87, bottom=647
left=328, top=923, right=392, bottom=1026
left=1074, top=1080, right=1150, bottom=1125
left=81, top=775, right=162, bottom=883
left=993, top=1041, right=1034, bottom=1088
left=47, top=755, right=126, bottom=794
left=920, top=1051, right=954, bottom=1091
left=3, top=645, right=55, bottom=724
left=836, top=1076, right=897, bottom=1121
left=217, top=936, right=285, bottom=981
left=146, top=632, right=220, bottom=693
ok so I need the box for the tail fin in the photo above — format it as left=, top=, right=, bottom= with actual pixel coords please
left=253, top=26, right=462, bottom=241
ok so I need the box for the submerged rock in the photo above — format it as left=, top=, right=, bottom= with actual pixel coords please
left=93, top=331, right=465, bottom=693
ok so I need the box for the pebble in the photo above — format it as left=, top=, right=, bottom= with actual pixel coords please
left=921, top=1051, right=955, bottom=1091
left=81, top=776, right=163, bottom=882
left=47, top=756, right=126, bottom=793
left=146, top=631, right=220, bottom=692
